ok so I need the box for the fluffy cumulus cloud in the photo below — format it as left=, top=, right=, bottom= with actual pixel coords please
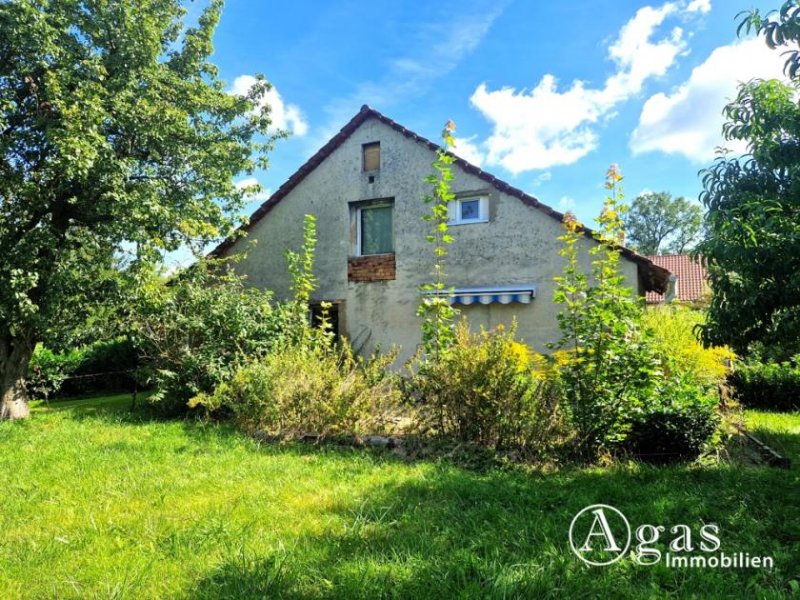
left=452, top=136, right=486, bottom=167
left=229, top=75, right=309, bottom=136
left=630, top=37, right=787, bottom=161
left=686, top=0, right=711, bottom=13
left=469, top=1, right=704, bottom=174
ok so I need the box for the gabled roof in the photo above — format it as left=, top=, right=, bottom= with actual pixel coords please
left=645, top=255, right=709, bottom=303
left=211, top=105, right=670, bottom=293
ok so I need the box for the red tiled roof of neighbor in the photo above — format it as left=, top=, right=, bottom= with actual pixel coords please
left=209, top=105, right=670, bottom=294
left=645, top=254, right=709, bottom=303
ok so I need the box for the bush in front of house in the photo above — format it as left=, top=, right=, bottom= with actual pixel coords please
left=642, top=305, right=735, bottom=388
left=137, top=216, right=321, bottom=415
left=135, top=261, right=289, bottom=415
left=622, top=377, right=721, bottom=464
left=552, top=169, right=665, bottom=459
left=407, top=321, right=569, bottom=457
left=729, top=357, right=800, bottom=411
left=551, top=166, right=725, bottom=463
left=195, top=338, right=400, bottom=437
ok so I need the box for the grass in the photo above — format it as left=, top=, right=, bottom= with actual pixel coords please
left=746, top=409, right=800, bottom=468
left=0, top=395, right=798, bottom=599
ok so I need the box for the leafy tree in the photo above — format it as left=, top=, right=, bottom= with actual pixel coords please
left=623, top=192, right=703, bottom=255
left=697, top=2, right=800, bottom=359
left=0, top=0, right=276, bottom=418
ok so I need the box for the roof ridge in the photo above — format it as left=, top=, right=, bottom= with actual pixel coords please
left=209, top=106, right=669, bottom=293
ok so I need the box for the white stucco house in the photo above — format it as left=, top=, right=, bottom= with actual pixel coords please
left=212, top=106, right=669, bottom=362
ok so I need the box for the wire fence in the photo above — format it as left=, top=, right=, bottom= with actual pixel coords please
left=33, top=368, right=144, bottom=410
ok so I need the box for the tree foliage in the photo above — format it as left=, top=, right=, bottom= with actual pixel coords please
left=623, top=191, right=703, bottom=256
left=698, top=3, right=800, bottom=359
left=0, top=0, right=277, bottom=417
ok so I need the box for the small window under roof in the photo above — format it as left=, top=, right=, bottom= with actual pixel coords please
left=363, top=142, right=380, bottom=171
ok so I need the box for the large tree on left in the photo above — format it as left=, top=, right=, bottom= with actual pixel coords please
left=0, top=0, right=274, bottom=419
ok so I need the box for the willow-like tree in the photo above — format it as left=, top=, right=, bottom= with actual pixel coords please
left=0, top=0, right=276, bottom=419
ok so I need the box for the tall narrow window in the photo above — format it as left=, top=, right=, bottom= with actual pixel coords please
left=363, top=142, right=380, bottom=171
left=358, top=204, right=393, bottom=255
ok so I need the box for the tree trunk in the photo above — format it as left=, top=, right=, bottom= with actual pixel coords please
left=0, top=335, right=33, bottom=420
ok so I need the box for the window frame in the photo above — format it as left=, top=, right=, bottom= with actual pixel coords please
left=448, top=196, right=489, bottom=225
left=356, top=201, right=394, bottom=256
left=362, top=141, right=381, bottom=172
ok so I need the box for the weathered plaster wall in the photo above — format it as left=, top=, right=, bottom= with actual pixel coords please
left=227, top=116, right=640, bottom=362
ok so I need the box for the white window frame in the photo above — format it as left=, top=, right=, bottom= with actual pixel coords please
left=356, top=202, right=394, bottom=256
left=448, top=196, right=489, bottom=225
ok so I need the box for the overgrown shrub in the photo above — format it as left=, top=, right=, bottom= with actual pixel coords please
left=135, top=261, right=288, bottom=414
left=195, top=340, right=400, bottom=437
left=137, top=216, right=319, bottom=414
left=552, top=166, right=663, bottom=458
left=551, top=166, right=725, bottom=463
left=408, top=322, right=568, bottom=457
left=642, top=305, right=734, bottom=388
left=729, top=357, right=800, bottom=411
left=622, top=378, right=721, bottom=464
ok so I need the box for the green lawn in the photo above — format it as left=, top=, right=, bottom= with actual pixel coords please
left=1, top=395, right=798, bottom=599
left=746, top=410, right=800, bottom=467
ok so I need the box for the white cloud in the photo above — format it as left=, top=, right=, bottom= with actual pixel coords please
left=469, top=1, right=704, bottom=174
left=686, top=0, right=711, bottom=13
left=452, top=136, right=485, bottom=167
left=630, top=37, right=787, bottom=161
left=559, top=196, right=576, bottom=211
left=235, top=177, right=271, bottom=203
left=229, top=75, right=308, bottom=136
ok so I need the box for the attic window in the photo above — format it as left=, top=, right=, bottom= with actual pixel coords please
left=448, top=196, right=488, bottom=225
left=363, top=142, right=380, bottom=172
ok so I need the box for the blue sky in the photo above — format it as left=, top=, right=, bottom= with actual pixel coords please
left=205, top=0, right=785, bottom=236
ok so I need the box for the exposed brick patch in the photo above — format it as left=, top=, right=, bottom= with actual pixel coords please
left=348, top=254, right=396, bottom=282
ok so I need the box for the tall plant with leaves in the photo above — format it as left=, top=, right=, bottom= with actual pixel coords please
left=283, top=215, right=328, bottom=348
left=553, top=165, right=661, bottom=459
left=417, top=121, right=459, bottom=357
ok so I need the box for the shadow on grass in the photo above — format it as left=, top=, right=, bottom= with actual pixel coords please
left=190, top=459, right=800, bottom=599
left=749, top=428, right=800, bottom=469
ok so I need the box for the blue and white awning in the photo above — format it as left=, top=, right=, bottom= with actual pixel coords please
left=448, top=285, right=535, bottom=306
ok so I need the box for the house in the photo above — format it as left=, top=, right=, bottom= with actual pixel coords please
left=645, top=254, right=709, bottom=305
left=213, top=106, right=669, bottom=362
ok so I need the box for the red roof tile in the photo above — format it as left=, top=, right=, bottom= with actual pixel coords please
left=645, top=255, right=709, bottom=303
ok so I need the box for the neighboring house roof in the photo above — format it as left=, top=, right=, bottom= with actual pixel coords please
left=645, top=254, right=709, bottom=303
left=211, top=105, right=670, bottom=294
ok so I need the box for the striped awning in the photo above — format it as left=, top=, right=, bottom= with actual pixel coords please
left=448, top=285, right=535, bottom=306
